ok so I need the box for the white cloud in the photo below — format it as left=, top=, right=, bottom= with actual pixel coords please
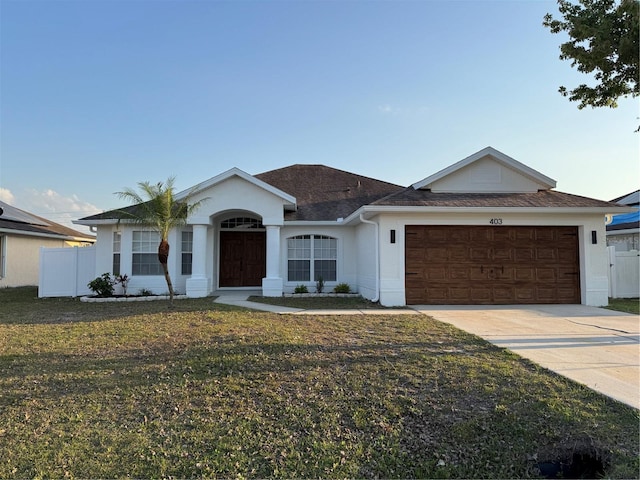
left=10, top=188, right=102, bottom=234
left=377, top=103, right=430, bottom=116
left=0, top=187, right=15, bottom=204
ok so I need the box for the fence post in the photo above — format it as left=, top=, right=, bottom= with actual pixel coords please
left=607, top=246, right=617, bottom=299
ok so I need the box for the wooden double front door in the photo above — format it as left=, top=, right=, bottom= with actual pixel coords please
left=405, top=225, right=581, bottom=305
left=219, top=231, right=266, bottom=287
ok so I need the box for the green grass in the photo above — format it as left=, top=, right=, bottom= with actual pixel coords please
left=606, top=297, right=640, bottom=315
left=1, top=287, right=638, bottom=478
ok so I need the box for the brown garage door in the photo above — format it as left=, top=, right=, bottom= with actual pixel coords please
left=405, top=226, right=580, bottom=305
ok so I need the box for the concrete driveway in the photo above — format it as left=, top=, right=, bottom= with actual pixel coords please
left=413, top=304, right=639, bottom=410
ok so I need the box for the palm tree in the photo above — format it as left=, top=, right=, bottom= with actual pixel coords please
left=116, top=176, right=205, bottom=305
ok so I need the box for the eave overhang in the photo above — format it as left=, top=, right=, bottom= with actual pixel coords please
left=342, top=204, right=637, bottom=225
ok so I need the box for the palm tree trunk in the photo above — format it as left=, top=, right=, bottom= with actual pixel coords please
left=158, top=240, right=174, bottom=305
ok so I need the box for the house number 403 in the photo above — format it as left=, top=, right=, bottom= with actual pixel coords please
left=489, top=218, right=503, bottom=225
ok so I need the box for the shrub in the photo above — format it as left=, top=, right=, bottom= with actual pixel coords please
left=138, top=288, right=154, bottom=297
left=87, top=273, right=115, bottom=297
left=294, top=284, right=308, bottom=294
left=333, top=283, right=351, bottom=294
left=315, top=276, right=324, bottom=293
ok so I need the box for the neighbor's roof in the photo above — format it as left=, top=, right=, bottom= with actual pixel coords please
left=255, top=164, right=404, bottom=221
left=0, top=201, right=95, bottom=241
left=610, top=190, right=639, bottom=206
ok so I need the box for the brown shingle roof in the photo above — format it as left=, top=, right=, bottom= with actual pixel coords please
left=371, top=188, right=623, bottom=209
left=255, top=164, right=404, bottom=221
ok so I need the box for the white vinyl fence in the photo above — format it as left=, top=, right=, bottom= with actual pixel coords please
left=608, top=246, right=640, bottom=299
left=39, top=246, right=96, bottom=297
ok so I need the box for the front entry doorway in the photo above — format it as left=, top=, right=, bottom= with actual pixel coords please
left=219, top=231, right=266, bottom=287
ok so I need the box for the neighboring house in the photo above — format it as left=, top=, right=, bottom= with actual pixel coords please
left=606, top=190, right=639, bottom=252
left=0, top=201, right=95, bottom=287
left=75, top=147, right=632, bottom=306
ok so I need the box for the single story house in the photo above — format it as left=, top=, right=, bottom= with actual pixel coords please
left=75, top=147, right=632, bottom=306
left=606, top=190, right=639, bottom=252
left=0, top=201, right=95, bottom=288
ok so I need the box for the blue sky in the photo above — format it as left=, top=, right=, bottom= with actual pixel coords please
left=1, top=0, right=638, bottom=232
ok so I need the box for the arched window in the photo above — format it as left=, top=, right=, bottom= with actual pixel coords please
left=220, top=217, right=264, bottom=229
left=287, top=235, right=337, bottom=282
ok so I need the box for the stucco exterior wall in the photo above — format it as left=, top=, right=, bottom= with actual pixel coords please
left=355, top=222, right=378, bottom=300
left=374, top=211, right=609, bottom=307
left=0, top=234, right=69, bottom=287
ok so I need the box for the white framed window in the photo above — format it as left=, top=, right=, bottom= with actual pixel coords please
left=181, top=231, right=193, bottom=275
left=112, top=232, right=121, bottom=276
left=287, top=235, right=337, bottom=282
left=132, top=231, right=163, bottom=275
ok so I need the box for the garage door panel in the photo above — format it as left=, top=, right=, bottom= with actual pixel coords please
left=425, top=267, right=446, bottom=280
left=514, top=268, right=535, bottom=281
left=405, top=225, right=580, bottom=305
left=469, top=267, right=489, bottom=281
left=558, top=248, right=579, bottom=263
left=536, top=248, right=556, bottom=260
left=425, top=247, right=448, bottom=261
left=535, top=229, right=556, bottom=241
left=470, top=287, right=492, bottom=302
left=557, top=287, right=580, bottom=303
left=470, top=248, right=490, bottom=261
left=450, top=267, right=470, bottom=280
left=515, top=287, right=535, bottom=302
left=536, top=268, right=556, bottom=282
left=515, top=248, right=535, bottom=262
left=470, top=229, right=492, bottom=243
left=449, top=246, right=469, bottom=261
left=493, top=286, right=515, bottom=301
left=450, top=287, right=471, bottom=300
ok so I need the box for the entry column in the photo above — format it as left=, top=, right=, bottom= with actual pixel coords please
left=186, top=223, right=210, bottom=297
left=262, top=225, right=283, bottom=297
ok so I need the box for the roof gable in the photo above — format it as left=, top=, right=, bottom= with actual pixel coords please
left=177, top=167, right=296, bottom=208
left=412, top=147, right=556, bottom=193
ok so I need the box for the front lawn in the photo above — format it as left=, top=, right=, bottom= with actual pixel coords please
left=1, top=287, right=638, bottom=478
left=606, top=297, right=640, bottom=315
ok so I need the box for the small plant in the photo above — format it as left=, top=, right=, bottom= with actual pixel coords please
left=115, top=274, right=129, bottom=296
left=294, top=284, right=308, bottom=294
left=315, top=276, right=324, bottom=293
left=138, top=288, right=153, bottom=296
left=333, top=282, right=351, bottom=294
left=87, top=273, right=115, bottom=297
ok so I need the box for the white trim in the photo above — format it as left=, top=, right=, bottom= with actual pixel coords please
left=343, top=204, right=632, bottom=224
left=411, top=147, right=557, bottom=190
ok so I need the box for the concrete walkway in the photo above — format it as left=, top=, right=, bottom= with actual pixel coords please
left=414, top=304, right=640, bottom=410
left=213, top=291, right=417, bottom=315
left=213, top=294, right=639, bottom=409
